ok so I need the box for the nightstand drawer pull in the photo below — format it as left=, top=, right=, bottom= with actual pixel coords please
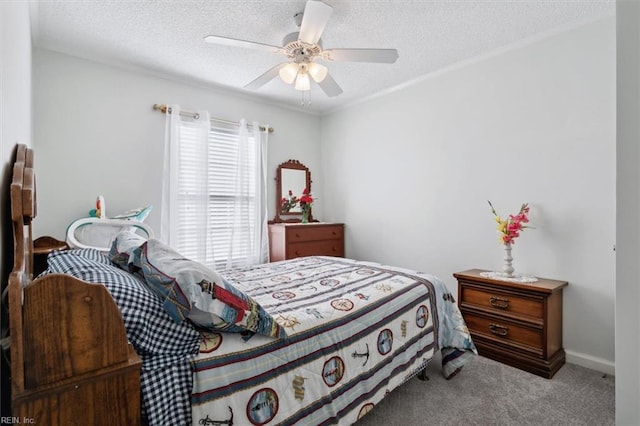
left=489, top=296, right=509, bottom=309
left=489, top=323, right=508, bottom=336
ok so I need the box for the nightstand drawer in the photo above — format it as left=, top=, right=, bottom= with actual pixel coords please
left=463, top=312, right=543, bottom=356
left=288, top=225, right=343, bottom=243
left=288, top=240, right=344, bottom=258
left=460, top=285, right=544, bottom=319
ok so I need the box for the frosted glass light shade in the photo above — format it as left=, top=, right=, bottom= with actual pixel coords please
left=279, top=62, right=299, bottom=84
left=295, top=72, right=310, bottom=91
left=308, top=62, right=328, bottom=83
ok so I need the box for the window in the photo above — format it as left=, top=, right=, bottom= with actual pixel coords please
left=175, top=120, right=259, bottom=270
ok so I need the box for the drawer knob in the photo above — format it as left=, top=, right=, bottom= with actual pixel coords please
left=489, top=323, right=508, bottom=336
left=489, top=296, right=509, bottom=309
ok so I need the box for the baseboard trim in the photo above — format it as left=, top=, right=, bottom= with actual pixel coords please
left=565, top=349, right=615, bottom=376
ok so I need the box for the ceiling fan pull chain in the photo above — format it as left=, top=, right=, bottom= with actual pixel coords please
left=300, top=90, right=311, bottom=107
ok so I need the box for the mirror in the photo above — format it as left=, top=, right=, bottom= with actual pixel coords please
left=273, top=159, right=312, bottom=223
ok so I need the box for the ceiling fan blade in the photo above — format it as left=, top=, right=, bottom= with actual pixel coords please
left=322, top=48, right=399, bottom=63
left=244, top=63, right=288, bottom=90
left=298, top=1, right=333, bottom=45
left=204, top=35, right=283, bottom=54
left=317, top=73, right=343, bottom=97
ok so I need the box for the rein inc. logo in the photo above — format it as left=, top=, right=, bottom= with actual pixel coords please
left=1, top=418, right=35, bottom=424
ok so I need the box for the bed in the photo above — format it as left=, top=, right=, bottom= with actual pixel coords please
left=6, top=143, right=476, bottom=425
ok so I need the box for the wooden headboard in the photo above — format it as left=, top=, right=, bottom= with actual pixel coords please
left=8, top=144, right=141, bottom=423
left=8, top=143, right=36, bottom=397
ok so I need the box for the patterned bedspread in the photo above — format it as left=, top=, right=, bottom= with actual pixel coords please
left=192, top=256, right=476, bottom=425
left=46, top=251, right=475, bottom=426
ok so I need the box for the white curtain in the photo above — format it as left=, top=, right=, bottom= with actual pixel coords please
left=222, top=119, right=269, bottom=268
left=161, top=104, right=211, bottom=248
left=254, top=122, right=270, bottom=265
left=160, top=104, right=181, bottom=246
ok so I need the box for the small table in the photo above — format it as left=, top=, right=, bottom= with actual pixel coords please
left=454, top=269, right=568, bottom=378
left=33, top=236, right=69, bottom=276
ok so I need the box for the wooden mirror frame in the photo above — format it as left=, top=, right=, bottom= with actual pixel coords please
left=273, top=159, right=313, bottom=223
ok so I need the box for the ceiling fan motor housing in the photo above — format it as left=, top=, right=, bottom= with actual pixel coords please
left=282, top=32, right=323, bottom=63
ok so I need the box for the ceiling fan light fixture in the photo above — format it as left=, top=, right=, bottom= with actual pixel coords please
left=307, top=62, right=328, bottom=83
left=279, top=62, right=299, bottom=84
left=294, top=71, right=311, bottom=91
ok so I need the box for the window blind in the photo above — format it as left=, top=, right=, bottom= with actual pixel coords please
left=175, top=121, right=258, bottom=270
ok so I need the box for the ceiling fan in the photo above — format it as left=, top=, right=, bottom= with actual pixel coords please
left=204, top=0, right=399, bottom=98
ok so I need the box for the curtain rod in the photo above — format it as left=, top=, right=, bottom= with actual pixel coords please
left=153, top=104, right=274, bottom=133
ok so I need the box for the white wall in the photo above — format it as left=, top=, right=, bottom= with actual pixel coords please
left=32, top=49, right=322, bottom=240
left=1, top=1, right=32, bottom=417
left=1, top=0, right=33, bottom=232
left=615, top=1, right=640, bottom=423
left=1, top=3, right=32, bottom=277
left=321, top=18, right=616, bottom=373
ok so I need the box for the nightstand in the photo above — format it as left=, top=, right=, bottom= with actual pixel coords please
left=454, top=269, right=568, bottom=378
left=268, top=223, right=344, bottom=261
left=33, top=236, right=69, bottom=276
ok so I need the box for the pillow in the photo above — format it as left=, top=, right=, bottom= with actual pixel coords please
left=139, top=239, right=287, bottom=339
left=109, top=229, right=147, bottom=271
left=45, top=248, right=201, bottom=357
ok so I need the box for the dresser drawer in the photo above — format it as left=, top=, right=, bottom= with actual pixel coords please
left=463, top=311, right=543, bottom=356
left=288, top=240, right=344, bottom=259
left=269, top=223, right=345, bottom=262
left=460, top=284, right=544, bottom=320
left=287, top=225, right=343, bottom=243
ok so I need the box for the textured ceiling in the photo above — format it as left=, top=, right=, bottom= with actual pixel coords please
left=31, top=0, right=615, bottom=114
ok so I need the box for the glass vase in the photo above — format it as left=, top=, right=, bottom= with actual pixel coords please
left=301, top=209, right=309, bottom=224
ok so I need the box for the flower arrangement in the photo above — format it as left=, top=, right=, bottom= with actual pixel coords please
left=281, top=188, right=313, bottom=222
left=299, top=188, right=313, bottom=223
left=488, top=201, right=531, bottom=245
left=281, top=190, right=298, bottom=213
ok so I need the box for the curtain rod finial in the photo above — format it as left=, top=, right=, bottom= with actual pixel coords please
left=153, top=104, right=168, bottom=114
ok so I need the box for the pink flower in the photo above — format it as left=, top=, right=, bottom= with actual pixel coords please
left=488, top=201, right=532, bottom=245
left=507, top=221, right=522, bottom=232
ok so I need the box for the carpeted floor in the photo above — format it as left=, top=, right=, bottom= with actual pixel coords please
left=356, top=353, right=615, bottom=425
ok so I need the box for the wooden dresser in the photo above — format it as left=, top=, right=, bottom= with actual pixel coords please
left=454, top=269, right=568, bottom=378
left=268, top=223, right=344, bottom=261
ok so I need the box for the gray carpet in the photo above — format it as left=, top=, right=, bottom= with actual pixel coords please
left=356, top=353, right=615, bottom=425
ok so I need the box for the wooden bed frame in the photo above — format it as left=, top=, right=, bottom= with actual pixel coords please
left=7, top=144, right=142, bottom=424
